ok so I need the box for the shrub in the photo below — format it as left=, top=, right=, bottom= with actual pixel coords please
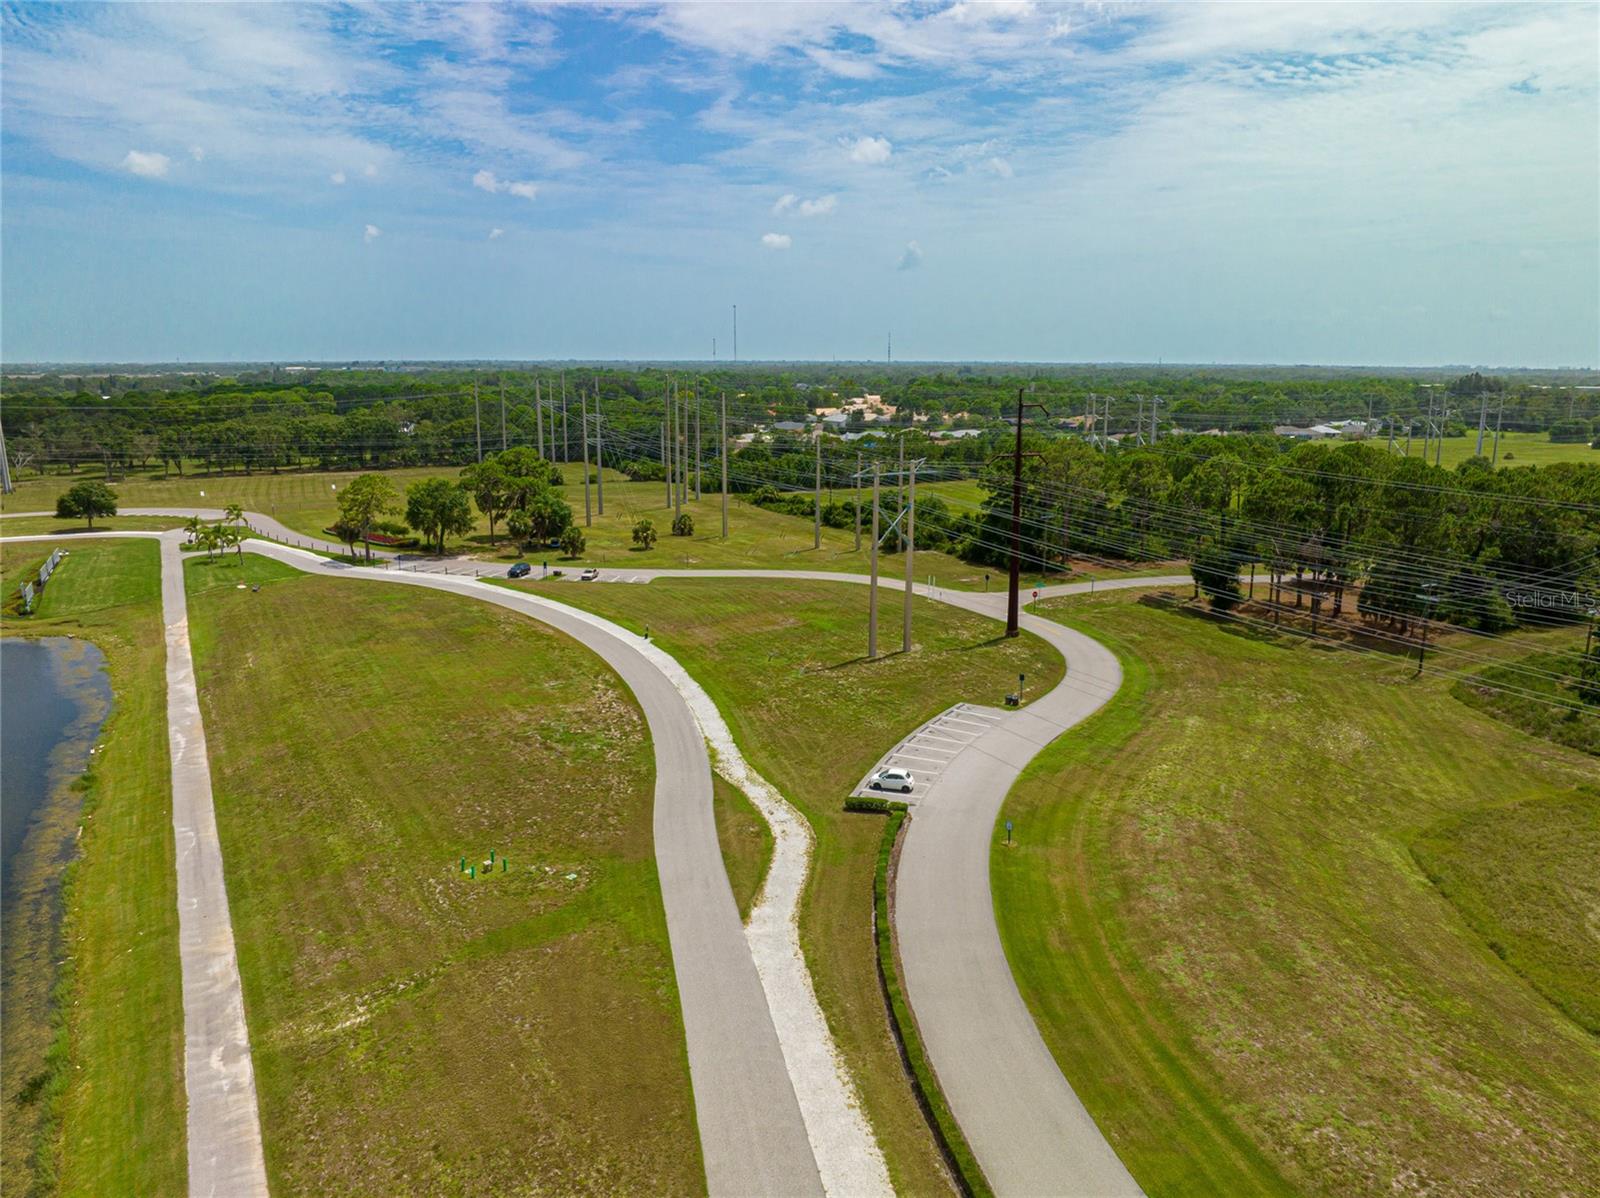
left=672, top=512, right=694, bottom=537
left=559, top=526, right=586, bottom=558
left=1190, top=539, right=1243, bottom=609
left=632, top=518, right=657, bottom=550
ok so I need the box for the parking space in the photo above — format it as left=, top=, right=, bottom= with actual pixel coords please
left=850, top=702, right=1006, bottom=804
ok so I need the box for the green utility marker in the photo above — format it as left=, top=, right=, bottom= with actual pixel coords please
left=459, top=856, right=466, bottom=872
left=501, top=858, right=508, bottom=872
left=469, top=865, right=476, bottom=879
left=490, top=849, right=496, bottom=864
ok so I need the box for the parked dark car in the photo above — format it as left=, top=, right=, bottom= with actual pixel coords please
left=508, top=562, right=532, bottom=579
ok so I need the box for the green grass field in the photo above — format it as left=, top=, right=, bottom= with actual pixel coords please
left=993, top=592, right=1600, bottom=1197
left=1423, top=429, right=1599, bottom=468
left=184, top=554, right=702, bottom=1194
left=536, top=576, right=1063, bottom=1195
left=713, top=775, right=774, bottom=922
left=0, top=539, right=184, bottom=1197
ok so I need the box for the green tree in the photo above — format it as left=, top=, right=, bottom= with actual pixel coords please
left=55, top=480, right=117, bottom=528
left=338, top=473, right=399, bottom=562
left=460, top=460, right=511, bottom=543
left=631, top=518, right=657, bottom=550
left=329, top=515, right=364, bottom=560
left=507, top=489, right=572, bottom=547
left=406, top=477, right=474, bottom=555
left=1190, top=539, right=1243, bottom=609
left=224, top=502, right=245, bottom=527
left=672, top=512, right=694, bottom=537
left=559, top=526, right=586, bottom=559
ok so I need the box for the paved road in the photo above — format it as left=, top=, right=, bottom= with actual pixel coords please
left=530, top=566, right=1188, bottom=1194
left=235, top=543, right=823, bottom=1197
left=7, top=530, right=271, bottom=1197
left=4, top=531, right=823, bottom=1196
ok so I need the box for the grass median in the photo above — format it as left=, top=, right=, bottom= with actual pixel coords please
left=184, top=553, right=701, bottom=1193
left=534, top=575, right=1063, bottom=1195
left=0, top=538, right=184, bottom=1197
left=993, top=590, right=1600, bottom=1196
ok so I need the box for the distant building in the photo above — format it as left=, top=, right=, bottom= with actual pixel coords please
left=931, top=428, right=984, bottom=440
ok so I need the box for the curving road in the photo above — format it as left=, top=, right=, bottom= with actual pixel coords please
left=534, top=566, right=1187, bottom=1194
left=5, top=531, right=822, bottom=1197
left=11, top=512, right=1186, bottom=1194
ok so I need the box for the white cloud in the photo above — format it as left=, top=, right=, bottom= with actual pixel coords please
left=986, top=156, right=1014, bottom=179
left=761, top=232, right=792, bottom=250
left=189, top=145, right=205, bottom=161
left=473, top=168, right=537, bottom=200
left=363, top=223, right=381, bottom=243
left=798, top=194, right=838, bottom=217
left=121, top=149, right=170, bottom=178
left=489, top=226, right=504, bottom=239
left=897, top=240, right=923, bottom=271
left=363, top=163, right=377, bottom=177
left=847, top=135, right=893, bottom=164
left=330, top=169, right=346, bottom=185
left=772, top=192, right=797, bottom=214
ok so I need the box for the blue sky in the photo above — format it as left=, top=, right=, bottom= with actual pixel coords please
left=2, top=1, right=1595, bottom=366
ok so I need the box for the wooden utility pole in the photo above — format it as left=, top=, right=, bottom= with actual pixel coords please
left=536, top=377, right=544, bottom=458
left=902, top=461, right=916, bottom=653
left=595, top=386, right=604, bottom=516
left=474, top=377, right=482, bottom=463
left=854, top=452, right=862, bottom=552
left=500, top=377, right=507, bottom=452
left=694, top=386, right=702, bottom=501
left=814, top=434, right=822, bottom=550
left=663, top=419, right=671, bottom=507
left=1004, top=390, right=1049, bottom=638
left=720, top=392, right=729, bottom=539
left=869, top=462, right=880, bottom=659
left=581, top=393, right=592, bottom=525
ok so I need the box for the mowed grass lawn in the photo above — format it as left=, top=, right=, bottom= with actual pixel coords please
left=184, top=554, right=701, bottom=1195
left=0, top=537, right=184, bottom=1196
left=535, top=577, right=1064, bottom=1195
left=4, top=462, right=997, bottom=583
left=994, top=592, right=1600, bottom=1197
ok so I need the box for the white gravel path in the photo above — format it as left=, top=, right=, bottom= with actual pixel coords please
left=517, top=596, right=893, bottom=1198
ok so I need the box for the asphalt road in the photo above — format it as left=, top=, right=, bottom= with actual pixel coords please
left=10, top=515, right=1185, bottom=1194
left=237, top=543, right=823, bottom=1197
left=526, top=565, right=1187, bottom=1194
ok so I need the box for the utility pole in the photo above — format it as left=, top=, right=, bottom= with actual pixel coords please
left=814, top=434, right=822, bottom=550
left=474, top=377, right=482, bottom=463
left=902, top=460, right=917, bottom=654
left=1491, top=394, right=1505, bottom=466
left=854, top=452, right=862, bottom=552
left=561, top=374, right=569, bottom=463
left=1435, top=402, right=1446, bottom=467
left=1002, top=389, right=1049, bottom=638
left=1151, top=396, right=1161, bottom=444
left=500, top=377, right=507, bottom=452
left=1421, top=391, right=1432, bottom=463
left=720, top=392, right=729, bottom=539
left=694, top=386, right=702, bottom=500
left=674, top=383, right=683, bottom=521
left=1475, top=392, right=1488, bottom=458
left=896, top=435, right=905, bottom=552
left=1137, top=395, right=1145, bottom=445
left=536, top=377, right=545, bottom=458
left=581, top=393, right=592, bottom=526
left=663, top=419, right=671, bottom=508
left=869, top=462, right=880, bottom=658
left=0, top=416, right=13, bottom=495
left=595, top=385, right=604, bottom=516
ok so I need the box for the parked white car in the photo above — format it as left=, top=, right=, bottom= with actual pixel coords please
left=870, top=767, right=915, bottom=793
left=579, top=567, right=600, bottom=581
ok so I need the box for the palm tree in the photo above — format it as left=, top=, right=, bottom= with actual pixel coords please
left=184, top=515, right=204, bottom=546
left=224, top=502, right=245, bottom=529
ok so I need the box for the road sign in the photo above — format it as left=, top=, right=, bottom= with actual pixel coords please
left=1031, top=589, right=1038, bottom=599
left=1005, top=819, right=1013, bottom=845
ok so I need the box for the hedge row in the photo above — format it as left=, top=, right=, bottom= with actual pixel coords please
left=869, top=808, right=992, bottom=1197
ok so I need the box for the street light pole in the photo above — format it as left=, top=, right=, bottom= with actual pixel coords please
left=869, top=462, right=880, bottom=659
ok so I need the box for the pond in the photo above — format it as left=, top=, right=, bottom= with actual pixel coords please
left=2, top=636, right=112, bottom=893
